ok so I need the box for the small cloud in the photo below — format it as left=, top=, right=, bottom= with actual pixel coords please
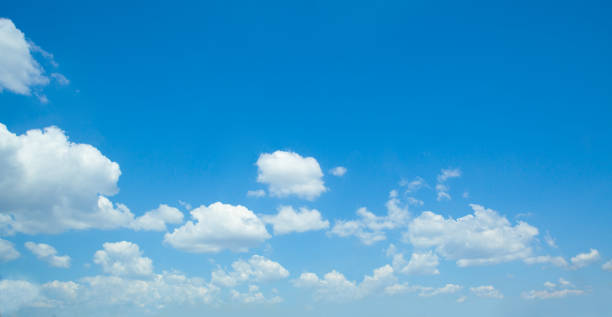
left=247, top=189, right=266, bottom=198
left=330, top=166, right=347, bottom=177
left=407, top=197, right=424, bottom=207
left=544, top=231, right=557, bottom=248
left=50, top=73, right=70, bottom=85
left=178, top=200, right=192, bottom=210
left=456, top=296, right=467, bottom=303
left=570, top=249, right=600, bottom=269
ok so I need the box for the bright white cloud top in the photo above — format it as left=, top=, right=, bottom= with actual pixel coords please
left=93, top=241, right=153, bottom=276
left=0, top=18, right=49, bottom=95
left=406, top=204, right=538, bottom=267
left=256, top=150, right=327, bottom=200
left=0, top=123, right=134, bottom=235
left=129, top=204, right=184, bottom=231
left=164, top=202, right=270, bottom=253
left=262, top=206, right=329, bottom=235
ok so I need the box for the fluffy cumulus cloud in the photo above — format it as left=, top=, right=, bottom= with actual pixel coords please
left=405, top=204, right=538, bottom=267
left=330, top=166, right=347, bottom=177
left=436, top=168, right=461, bottom=201
left=164, top=202, right=270, bottom=253
left=0, top=123, right=135, bottom=235
left=93, top=241, right=153, bottom=277
left=0, top=237, right=20, bottom=262
left=293, top=265, right=396, bottom=302
left=262, top=206, right=329, bottom=235
left=211, top=255, right=289, bottom=287
left=570, top=249, right=600, bottom=269
left=389, top=248, right=440, bottom=275
left=256, top=150, right=326, bottom=200
left=129, top=204, right=184, bottom=231
left=25, top=242, right=71, bottom=268
left=0, top=18, right=49, bottom=95
left=470, top=285, right=503, bottom=299
left=330, top=191, right=409, bottom=245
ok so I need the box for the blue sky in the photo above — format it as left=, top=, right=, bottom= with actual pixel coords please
left=1, top=0, right=611, bottom=316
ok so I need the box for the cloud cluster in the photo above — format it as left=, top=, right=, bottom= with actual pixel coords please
left=93, top=241, right=153, bottom=277
left=330, top=191, right=409, bottom=245
left=436, top=168, right=461, bottom=201
left=164, top=202, right=270, bottom=253
left=388, top=246, right=440, bottom=275
left=262, top=206, right=329, bottom=235
left=256, top=151, right=326, bottom=200
left=211, top=255, right=289, bottom=287
left=522, top=278, right=584, bottom=300
left=0, top=123, right=134, bottom=235
left=293, top=265, right=396, bottom=302
left=406, top=204, right=538, bottom=266
left=25, top=242, right=71, bottom=268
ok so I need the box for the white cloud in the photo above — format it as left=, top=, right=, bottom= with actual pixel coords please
left=522, top=279, right=584, bottom=300
left=262, top=206, right=329, bottom=235
left=395, top=251, right=440, bottom=275
left=570, top=249, right=600, bottom=269
left=50, top=72, right=69, bottom=85
left=400, top=176, right=426, bottom=193
left=211, top=255, right=289, bottom=287
left=405, top=204, right=538, bottom=267
left=0, top=274, right=216, bottom=314
left=470, top=285, right=503, bottom=299
left=293, top=265, right=396, bottom=302
left=129, top=204, right=184, bottom=231
left=0, top=123, right=135, bottom=235
left=93, top=241, right=153, bottom=277
left=523, top=255, right=568, bottom=268
left=437, top=168, right=461, bottom=183
left=330, top=191, right=409, bottom=245
left=330, top=166, right=347, bottom=177
left=407, top=197, right=424, bottom=206
left=0, top=280, right=40, bottom=314
left=230, top=285, right=283, bottom=304
left=246, top=189, right=266, bottom=198
left=0, top=238, right=20, bottom=262
left=522, top=288, right=584, bottom=300
left=0, top=18, right=49, bottom=95
left=384, top=283, right=462, bottom=297
left=603, top=260, right=612, bottom=271
left=436, top=168, right=461, bottom=201
left=456, top=295, right=467, bottom=303
left=25, top=242, right=71, bottom=268
left=544, top=231, right=557, bottom=248
left=256, top=150, right=326, bottom=200
left=164, top=202, right=270, bottom=253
